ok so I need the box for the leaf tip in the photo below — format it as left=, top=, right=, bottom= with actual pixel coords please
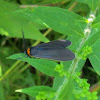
left=6, top=57, right=10, bottom=59
left=15, top=89, right=22, bottom=92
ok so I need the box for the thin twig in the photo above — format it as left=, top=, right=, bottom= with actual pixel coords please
left=68, top=1, right=78, bottom=11
left=19, top=1, right=67, bottom=8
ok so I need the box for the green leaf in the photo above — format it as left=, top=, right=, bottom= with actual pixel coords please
left=89, top=39, right=100, bottom=75
left=0, top=0, right=48, bottom=42
left=76, top=0, right=100, bottom=10
left=14, top=8, right=47, bottom=29
left=53, top=77, right=73, bottom=100
left=7, top=53, right=59, bottom=77
left=91, top=15, right=100, bottom=28
left=80, top=30, right=100, bottom=51
left=16, top=86, right=55, bottom=97
left=33, top=6, right=85, bottom=37
left=53, top=76, right=66, bottom=90
left=89, top=52, right=100, bottom=75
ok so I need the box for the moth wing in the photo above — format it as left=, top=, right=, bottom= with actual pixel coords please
left=34, top=40, right=71, bottom=48
left=30, top=47, right=75, bottom=61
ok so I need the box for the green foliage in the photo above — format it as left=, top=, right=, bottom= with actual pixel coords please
left=79, top=46, right=93, bottom=60
left=89, top=39, right=100, bottom=75
left=76, top=0, right=100, bottom=11
left=7, top=4, right=100, bottom=100
left=55, top=63, right=66, bottom=77
left=33, top=6, right=86, bottom=37
left=0, top=0, right=100, bottom=100
left=16, top=86, right=55, bottom=99
left=0, top=0, right=48, bottom=42
left=0, top=65, right=5, bottom=100
left=92, top=15, right=100, bottom=28
left=8, top=53, right=59, bottom=77
left=81, top=30, right=100, bottom=49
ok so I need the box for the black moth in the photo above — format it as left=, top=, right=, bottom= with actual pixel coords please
left=22, top=30, right=75, bottom=61
left=24, top=40, right=75, bottom=61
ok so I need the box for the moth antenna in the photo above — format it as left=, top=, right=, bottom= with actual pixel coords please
left=21, top=28, right=26, bottom=51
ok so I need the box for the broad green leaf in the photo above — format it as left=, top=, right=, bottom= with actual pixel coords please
left=76, top=59, right=86, bottom=71
left=7, top=53, right=59, bottom=77
left=89, top=39, right=100, bottom=75
left=14, top=8, right=47, bottom=29
left=33, top=6, right=85, bottom=37
left=0, top=0, right=48, bottom=42
left=16, top=86, right=55, bottom=97
left=91, top=15, right=100, bottom=28
left=91, top=38, right=100, bottom=53
left=76, top=0, right=100, bottom=10
left=67, top=10, right=87, bottom=31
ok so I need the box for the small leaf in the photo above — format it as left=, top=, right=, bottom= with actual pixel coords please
left=15, top=86, right=55, bottom=97
left=89, top=39, right=100, bottom=75
left=33, top=6, right=85, bottom=37
left=80, top=30, right=100, bottom=51
left=8, top=53, right=59, bottom=77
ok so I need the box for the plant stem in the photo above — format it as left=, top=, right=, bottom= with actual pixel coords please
left=19, top=63, right=30, bottom=73
left=32, top=28, right=52, bottom=46
left=0, top=60, right=20, bottom=81
left=69, top=7, right=99, bottom=75
left=36, top=70, right=41, bottom=85
left=68, top=1, right=78, bottom=11
left=54, top=6, right=98, bottom=100
left=0, top=65, right=5, bottom=100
